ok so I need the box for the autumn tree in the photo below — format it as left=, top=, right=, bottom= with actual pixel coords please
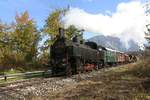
left=44, top=9, right=80, bottom=43
left=65, top=25, right=78, bottom=39
left=0, top=22, right=15, bottom=69
left=13, top=11, right=40, bottom=64
left=44, top=9, right=63, bottom=40
left=0, top=11, right=41, bottom=70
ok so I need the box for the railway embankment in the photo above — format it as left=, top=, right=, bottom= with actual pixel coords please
left=0, top=59, right=149, bottom=100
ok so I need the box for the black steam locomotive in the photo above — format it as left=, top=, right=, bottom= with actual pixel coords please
left=50, top=28, right=136, bottom=76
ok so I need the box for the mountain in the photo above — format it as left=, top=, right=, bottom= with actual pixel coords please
left=87, top=35, right=140, bottom=52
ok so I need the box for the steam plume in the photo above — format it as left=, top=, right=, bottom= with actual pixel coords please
left=63, top=1, right=150, bottom=49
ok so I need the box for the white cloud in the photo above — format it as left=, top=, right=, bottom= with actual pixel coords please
left=63, top=1, right=150, bottom=49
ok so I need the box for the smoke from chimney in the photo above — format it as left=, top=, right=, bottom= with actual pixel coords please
left=63, top=1, right=150, bottom=49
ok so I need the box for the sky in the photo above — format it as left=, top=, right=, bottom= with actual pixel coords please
left=0, top=0, right=149, bottom=50
left=0, top=0, right=134, bottom=39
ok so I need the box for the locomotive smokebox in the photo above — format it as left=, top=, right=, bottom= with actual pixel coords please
left=59, top=28, right=65, bottom=38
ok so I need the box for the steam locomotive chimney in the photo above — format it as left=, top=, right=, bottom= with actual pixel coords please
left=59, top=28, right=65, bottom=38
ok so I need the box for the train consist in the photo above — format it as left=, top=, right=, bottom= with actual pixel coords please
left=50, top=28, right=137, bottom=76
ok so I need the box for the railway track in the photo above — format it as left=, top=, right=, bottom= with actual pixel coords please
left=0, top=69, right=100, bottom=99
left=0, top=64, right=134, bottom=100
left=0, top=64, right=127, bottom=89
